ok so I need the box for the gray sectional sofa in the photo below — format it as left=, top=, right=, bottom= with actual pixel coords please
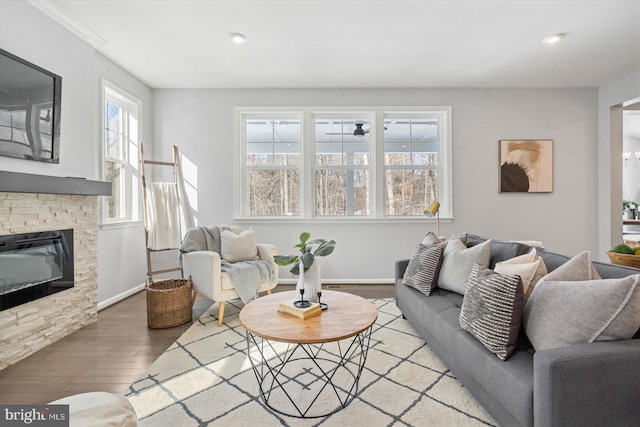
left=395, top=234, right=640, bottom=427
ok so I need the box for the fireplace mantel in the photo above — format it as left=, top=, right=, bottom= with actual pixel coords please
left=0, top=171, right=111, bottom=196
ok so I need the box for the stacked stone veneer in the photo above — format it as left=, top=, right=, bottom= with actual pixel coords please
left=0, top=192, right=98, bottom=370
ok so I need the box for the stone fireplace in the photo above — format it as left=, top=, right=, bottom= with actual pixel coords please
left=0, top=172, right=110, bottom=369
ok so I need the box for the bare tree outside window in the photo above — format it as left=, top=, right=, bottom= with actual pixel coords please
left=314, top=118, right=371, bottom=216
left=384, top=118, right=439, bottom=216
left=245, top=119, right=301, bottom=216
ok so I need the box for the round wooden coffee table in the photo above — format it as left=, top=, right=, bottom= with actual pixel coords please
left=240, top=290, right=378, bottom=418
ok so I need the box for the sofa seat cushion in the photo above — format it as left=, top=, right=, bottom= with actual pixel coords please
left=454, top=329, right=534, bottom=426
left=397, top=281, right=534, bottom=427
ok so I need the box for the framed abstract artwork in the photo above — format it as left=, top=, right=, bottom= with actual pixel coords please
left=499, top=139, right=553, bottom=193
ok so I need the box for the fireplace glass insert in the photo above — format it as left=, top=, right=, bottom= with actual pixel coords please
left=0, top=229, right=74, bottom=311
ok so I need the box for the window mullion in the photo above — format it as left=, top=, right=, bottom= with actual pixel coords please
left=303, top=111, right=314, bottom=218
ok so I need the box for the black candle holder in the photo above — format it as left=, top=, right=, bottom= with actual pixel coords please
left=318, top=291, right=328, bottom=310
left=293, top=288, right=311, bottom=308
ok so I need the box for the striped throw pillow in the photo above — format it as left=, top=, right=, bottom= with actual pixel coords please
left=459, top=263, right=524, bottom=360
left=402, top=243, right=445, bottom=296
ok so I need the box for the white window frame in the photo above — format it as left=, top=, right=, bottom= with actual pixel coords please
left=100, top=79, right=142, bottom=227
left=311, top=112, right=375, bottom=218
left=381, top=109, right=452, bottom=219
left=235, top=106, right=452, bottom=223
left=236, top=111, right=304, bottom=218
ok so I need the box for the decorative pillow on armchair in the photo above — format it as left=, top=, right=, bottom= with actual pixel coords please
left=221, top=229, right=259, bottom=262
left=459, top=263, right=524, bottom=360
left=403, top=242, right=445, bottom=296
left=438, top=238, right=491, bottom=295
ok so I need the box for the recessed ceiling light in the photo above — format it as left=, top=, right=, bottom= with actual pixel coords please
left=543, top=33, right=565, bottom=45
left=230, top=33, right=247, bottom=44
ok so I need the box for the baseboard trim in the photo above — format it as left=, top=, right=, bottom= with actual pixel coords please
left=278, top=278, right=394, bottom=285
left=98, top=283, right=146, bottom=311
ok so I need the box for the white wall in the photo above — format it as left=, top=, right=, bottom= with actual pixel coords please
left=597, top=69, right=640, bottom=259
left=154, top=88, right=598, bottom=282
left=0, top=2, right=151, bottom=304
left=0, top=1, right=96, bottom=178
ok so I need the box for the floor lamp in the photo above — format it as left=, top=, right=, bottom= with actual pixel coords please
left=424, top=201, right=441, bottom=238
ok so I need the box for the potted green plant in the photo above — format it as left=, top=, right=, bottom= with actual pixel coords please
left=274, top=232, right=336, bottom=302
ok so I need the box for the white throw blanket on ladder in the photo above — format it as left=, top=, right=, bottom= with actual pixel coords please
left=145, top=182, right=182, bottom=250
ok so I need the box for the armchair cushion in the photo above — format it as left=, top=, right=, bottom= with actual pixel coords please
left=221, top=228, right=259, bottom=262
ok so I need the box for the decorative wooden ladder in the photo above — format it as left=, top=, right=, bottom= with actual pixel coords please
left=139, top=141, right=184, bottom=280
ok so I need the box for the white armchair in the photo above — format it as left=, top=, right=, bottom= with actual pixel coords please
left=182, top=235, right=278, bottom=326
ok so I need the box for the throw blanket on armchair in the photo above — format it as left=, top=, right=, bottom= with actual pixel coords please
left=179, top=225, right=276, bottom=304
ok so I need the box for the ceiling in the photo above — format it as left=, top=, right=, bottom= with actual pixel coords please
left=34, top=1, right=640, bottom=89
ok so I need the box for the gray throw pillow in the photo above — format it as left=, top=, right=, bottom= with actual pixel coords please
left=421, top=231, right=444, bottom=246
left=402, top=243, right=445, bottom=296
left=438, top=238, right=491, bottom=295
left=540, top=250, right=601, bottom=282
left=459, top=264, right=524, bottom=360
left=523, top=254, right=640, bottom=351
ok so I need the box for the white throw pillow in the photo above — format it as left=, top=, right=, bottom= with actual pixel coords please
left=494, top=248, right=548, bottom=303
left=438, top=238, right=491, bottom=295
left=221, top=229, right=259, bottom=262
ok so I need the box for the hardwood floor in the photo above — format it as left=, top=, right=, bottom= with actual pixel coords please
left=0, top=284, right=393, bottom=404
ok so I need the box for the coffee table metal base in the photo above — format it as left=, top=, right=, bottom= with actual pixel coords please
left=245, top=326, right=373, bottom=418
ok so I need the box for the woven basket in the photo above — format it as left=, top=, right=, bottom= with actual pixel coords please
left=607, top=252, right=640, bottom=269
left=146, top=277, right=193, bottom=328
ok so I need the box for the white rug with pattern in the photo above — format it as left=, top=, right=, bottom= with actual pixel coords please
left=126, top=298, right=496, bottom=426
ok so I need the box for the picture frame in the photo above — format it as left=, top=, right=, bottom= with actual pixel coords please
left=499, top=139, right=553, bottom=193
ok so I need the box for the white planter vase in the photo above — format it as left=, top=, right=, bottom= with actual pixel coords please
left=296, top=260, right=321, bottom=303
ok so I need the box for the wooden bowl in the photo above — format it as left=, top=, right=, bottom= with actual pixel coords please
left=607, top=251, right=640, bottom=269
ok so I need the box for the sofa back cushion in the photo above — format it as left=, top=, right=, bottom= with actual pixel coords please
left=536, top=247, right=640, bottom=278
left=466, top=234, right=530, bottom=268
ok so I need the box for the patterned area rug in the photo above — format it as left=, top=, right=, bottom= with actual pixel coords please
left=126, top=298, right=496, bottom=426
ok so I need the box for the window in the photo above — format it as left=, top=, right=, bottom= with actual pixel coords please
left=101, top=81, right=141, bottom=224
left=236, top=107, right=451, bottom=221
left=314, top=116, right=371, bottom=216
left=384, top=114, right=443, bottom=216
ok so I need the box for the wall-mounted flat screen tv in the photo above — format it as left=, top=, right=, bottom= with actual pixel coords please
left=0, top=48, right=62, bottom=164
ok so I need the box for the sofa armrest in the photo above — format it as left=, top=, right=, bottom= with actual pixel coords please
left=395, top=259, right=410, bottom=281
left=182, top=251, right=222, bottom=301
left=533, top=339, right=640, bottom=427
left=256, top=243, right=277, bottom=267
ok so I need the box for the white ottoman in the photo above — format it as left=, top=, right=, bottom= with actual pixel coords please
left=49, top=392, right=138, bottom=427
